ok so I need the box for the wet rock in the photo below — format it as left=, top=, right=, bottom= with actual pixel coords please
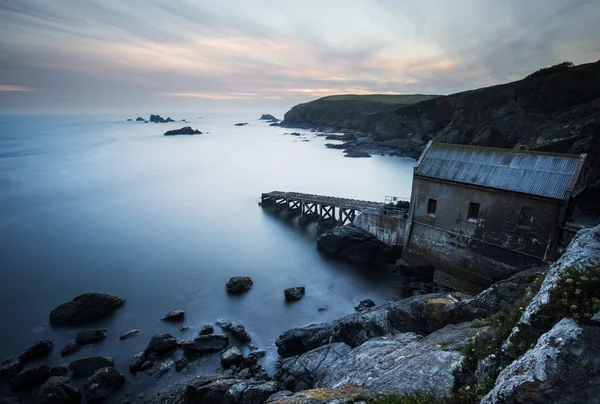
left=200, top=324, right=214, bottom=335
left=69, top=357, right=114, bottom=378
left=148, top=358, right=173, bottom=378
left=84, top=367, right=125, bottom=404
left=225, top=277, right=253, bottom=294
left=37, top=376, right=81, bottom=404
left=10, top=364, right=51, bottom=391
left=19, top=339, right=53, bottom=362
left=316, top=225, right=402, bottom=264
left=354, top=299, right=375, bottom=312
left=249, top=344, right=258, bottom=351
left=128, top=352, right=145, bottom=374
left=181, top=334, right=229, bottom=355
left=49, top=293, right=125, bottom=326
left=228, top=321, right=251, bottom=342
left=75, top=329, right=107, bottom=345
left=164, top=127, right=201, bottom=136
left=184, top=376, right=280, bottom=404
left=284, top=287, right=305, bottom=302
left=144, top=332, right=178, bottom=356
left=50, top=364, right=69, bottom=377
left=276, top=323, right=336, bottom=357
left=265, top=386, right=396, bottom=403
left=175, top=357, right=189, bottom=372
left=179, top=326, right=190, bottom=332
left=119, top=330, right=140, bottom=340
left=221, top=346, right=243, bottom=368
left=60, top=343, right=81, bottom=358
left=0, top=357, right=22, bottom=380
left=483, top=317, right=600, bottom=403
left=161, top=309, right=185, bottom=322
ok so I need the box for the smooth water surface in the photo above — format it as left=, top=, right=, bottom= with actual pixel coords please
left=0, top=111, right=414, bottom=399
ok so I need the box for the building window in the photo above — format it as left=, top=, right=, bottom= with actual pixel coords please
left=427, top=198, right=437, bottom=216
left=519, top=207, right=534, bottom=227
left=468, top=202, right=480, bottom=221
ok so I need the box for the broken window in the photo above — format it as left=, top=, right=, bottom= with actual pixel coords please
left=519, top=207, right=534, bottom=227
left=468, top=202, right=480, bottom=220
left=427, top=198, right=437, bottom=215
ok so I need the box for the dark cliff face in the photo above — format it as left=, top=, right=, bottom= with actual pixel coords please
left=281, top=61, right=600, bottom=184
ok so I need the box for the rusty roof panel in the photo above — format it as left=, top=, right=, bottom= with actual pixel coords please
left=415, top=142, right=585, bottom=200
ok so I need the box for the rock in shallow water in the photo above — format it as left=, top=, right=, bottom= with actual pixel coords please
left=19, top=339, right=53, bottom=362
left=119, top=330, right=140, bottom=340
left=225, top=277, right=253, bottom=294
left=161, top=309, right=185, bottom=322
left=0, top=357, right=22, bottom=380
left=37, top=376, right=81, bottom=404
left=84, top=367, right=125, bottom=404
left=9, top=364, right=51, bottom=391
left=221, top=346, right=243, bottom=368
left=60, top=343, right=81, bottom=358
left=69, top=357, right=114, bottom=378
left=163, top=126, right=201, bottom=136
left=75, top=329, right=107, bottom=345
left=200, top=324, right=214, bottom=335
left=144, top=332, right=178, bottom=356
left=49, top=293, right=125, bottom=326
left=284, top=287, right=305, bottom=302
left=180, top=334, right=229, bottom=355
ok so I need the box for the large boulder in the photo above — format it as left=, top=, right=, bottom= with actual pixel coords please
left=37, top=376, right=81, bottom=404
left=183, top=375, right=280, bottom=404
left=316, top=225, right=402, bottom=264
left=275, top=292, right=465, bottom=357
left=9, top=364, right=51, bottom=391
left=502, top=225, right=600, bottom=358
left=482, top=317, right=600, bottom=404
left=265, top=386, right=396, bottom=404
left=180, top=334, right=229, bottom=355
left=49, top=293, right=125, bottom=326
left=84, top=367, right=124, bottom=404
left=19, top=339, right=53, bottom=362
left=225, top=277, right=253, bottom=294
left=69, top=357, right=114, bottom=378
left=75, top=329, right=107, bottom=345
left=276, top=322, right=481, bottom=397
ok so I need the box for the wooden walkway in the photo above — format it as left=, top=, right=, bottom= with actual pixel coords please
left=260, top=191, right=406, bottom=225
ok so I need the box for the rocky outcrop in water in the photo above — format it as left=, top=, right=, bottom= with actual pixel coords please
left=161, top=309, right=185, bottom=321
left=69, top=357, right=114, bottom=378
left=119, top=329, right=140, bottom=340
left=234, top=122, right=248, bottom=126
left=75, top=329, right=107, bottom=345
left=164, top=127, right=202, bottom=136
left=284, top=287, right=305, bottom=302
left=49, top=293, right=125, bottom=326
left=225, top=277, right=253, bottom=294
left=37, top=376, right=81, bottom=404
left=149, top=114, right=174, bottom=123
left=9, top=364, right=51, bottom=391
left=316, top=225, right=402, bottom=264
left=19, top=339, right=53, bottom=362
left=260, top=114, right=279, bottom=122
left=84, top=367, right=124, bottom=404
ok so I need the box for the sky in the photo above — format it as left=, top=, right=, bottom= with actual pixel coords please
left=1, top=0, right=599, bottom=114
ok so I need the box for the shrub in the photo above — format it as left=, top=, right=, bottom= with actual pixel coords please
left=527, top=61, right=574, bottom=79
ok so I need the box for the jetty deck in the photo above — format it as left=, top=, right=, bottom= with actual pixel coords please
left=260, top=191, right=407, bottom=225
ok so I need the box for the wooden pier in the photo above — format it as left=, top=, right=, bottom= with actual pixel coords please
left=260, top=191, right=406, bottom=225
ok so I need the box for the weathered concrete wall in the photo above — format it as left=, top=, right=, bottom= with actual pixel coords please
left=405, top=177, right=562, bottom=288
left=354, top=211, right=407, bottom=246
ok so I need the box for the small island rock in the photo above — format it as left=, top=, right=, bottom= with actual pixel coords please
left=284, top=287, right=305, bottom=302
left=75, top=329, right=107, bottom=345
left=163, top=127, right=202, bottom=136
left=119, top=330, right=140, bottom=340
left=226, top=277, right=253, bottom=294
left=161, top=309, right=185, bottom=322
left=19, top=339, right=53, bottom=362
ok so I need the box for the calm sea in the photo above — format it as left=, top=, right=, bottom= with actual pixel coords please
left=0, top=110, right=414, bottom=400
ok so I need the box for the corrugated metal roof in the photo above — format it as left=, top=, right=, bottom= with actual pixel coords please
left=415, top=142, right=586, bottom=200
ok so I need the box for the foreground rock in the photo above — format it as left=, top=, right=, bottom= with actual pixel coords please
left=482, top=317, right=600, bottom=403
left=163, top=127, right=202, bottom=136
left=37, top=376, right=81, bottom=404
left=69, top=357, right=114, bottom=378
left=221, top=346, right=243, bottom=368
left=275, top=292, right=464, bottom=357
left=19, top=339, right=53, bottom=362
left=184, top=375, right=280, bottom=404
left=218, top=320, right=251, bottom=342
left=144, top=332, right=178, bottom=356
left=265, top=385, right=396, bottom=403
left=75, top=329, right=107, bottom=345
left=225, top=277, right=253, bottom=294
left=277, top=322, right=482, bottom=396
left=9, top=364, right=51, bottom=391
left=316, top=225, right=402, bottom=264
left=84, top=367, right=124, bottom=404
left=49, top=293, right=125, bottom=326
left=161, top=309, right=185, bottom=321
left=284, top=287, right=305, bottom=302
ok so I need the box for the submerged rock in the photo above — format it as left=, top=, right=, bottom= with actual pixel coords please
left=163, top=127, right=201, bottom=136
left=75, top=329, right=107, bottom=345
left=19, top=339, right=53, bottom=362
left=119, top=330, right=140, bottom=340
left=49, top=293, right=125, bottom=326
left=69, top=357, right=114, bottom=378
left=316, top=225, right=402, bottom=264
left=483, top=317, right=600, bottom=403
left=37, top=376, right=81, bottom=404
left=84, top=367, right=124, bottom=404
left=161, top=309, right=185, bottom=322
left=225, top=277, right=253, bottom=294
left=284, top=287, right=305, bottom=302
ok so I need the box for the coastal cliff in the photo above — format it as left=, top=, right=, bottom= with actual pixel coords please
left=281, top=61, right=600, bottom=185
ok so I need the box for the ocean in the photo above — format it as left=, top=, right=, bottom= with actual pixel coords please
left=0, top=110, right=414, bottom=400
